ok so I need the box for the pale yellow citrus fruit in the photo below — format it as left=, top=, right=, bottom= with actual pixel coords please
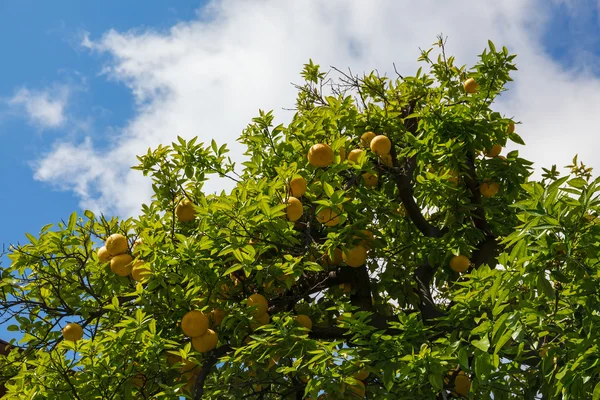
left=486, top=144, right=502, bottom=158
left=210, top=308, right=226, bottom=327
left=289, top=176, right=307, bottom=197
left=380, top=154, right=393, bottom=167
left=463, top=78, right=479, bottom=93
left=507, top=121, right=515, bottom=134
left=316, top=207, right=341, bottom=227
left=251, top=313, right=270, bottom=330
left=446, top=371, right=471, bottom=397
left=308, top=144, right=334, bottom=168
left=191, top=329, right=218, bottom=353
left=370, top=135, right=391, bottom=155
left=362, top=173, right=378, bottom=187
left=62, top=322, right=83, bottom=342
left=343, top=245, right=367, bottom=267
left=97, top=246, right=111, bottom=263
left=480, top=181, right=500, bottom=198
left=295, top=314, right=312, bottom=330
left=450, top=255, right=470, bottom=273
left=176, top=199, right=196, bottom=222
left=360, top=131, right=377, bottom=147
left=347, top=149, right=364, bottom=164
left=322, top=247, right=343, bottom=267
left=285, top=196, right=303, bottom=221
left=181, top=310, right=209, bottom=338
left=247, top=293, right=268, bottom=317
left=131, top=261, right=151, bottom=282
left=105, top=233, right=128, bottom=256
left=110, top=254, right=134, bottom=276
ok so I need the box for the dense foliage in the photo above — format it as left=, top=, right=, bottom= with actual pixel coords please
left=1, top=38, right=600, bottom=399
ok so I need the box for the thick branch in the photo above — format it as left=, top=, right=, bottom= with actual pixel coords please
left=193, top=344, right=232, bottom=400
left=414, top=262, right=445, bottom=320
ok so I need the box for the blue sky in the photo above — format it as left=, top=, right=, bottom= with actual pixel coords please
left=0, top=0, right=600, bottom=348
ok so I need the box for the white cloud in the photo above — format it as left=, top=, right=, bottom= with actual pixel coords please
left=8, top=85, right=70, bottom=129
left=33, top=0, right=600, bottom=217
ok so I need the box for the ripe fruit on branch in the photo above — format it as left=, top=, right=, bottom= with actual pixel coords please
left=106, top=233, right=128, bottom=256
left=289, top=176, right=307, bottom=197
left=176, top=199, right=196, bottom=222
left=191, top=329, right=218, bottom=353
left=317, top=207, right=341, bottom=227
left=463, top=78, right=479, bottom=93
left=308, top=144, right=334, bottom=168
left=251, top=313, right=270, bottom=330
left=444, top=370, right=471, bottom=397
left=369, top=135, right=391, bottom=156
left=486, top=144, right=502, bottom=158
left=343, top=245, right=367, bottom=267
left=62, top=322, right=83, bottom=342
left=110, top=254, right=134, bottom=276
left=97, top=246, right=111, bottom=263
left=285, top=196, right=303, bottom=221
left=480, top=181, right=500, bottom=198
left=247, top=293, right=269, bottom=317
left=181, top=310, right=209, bottom=338
left=380, top=154, right=393, bottom=167
left=131, top=261, right=151, bottom=282
left=507, top=121, right=515, bottom=134
left=360, top=131, right=376, bottom=147
left=450, top=255, right=470, bottom=273
left=295, top=314, right=312, bottom=330
left=362, top=173, right=378, bottom=187
left=347, top=149, right=364, bottom=164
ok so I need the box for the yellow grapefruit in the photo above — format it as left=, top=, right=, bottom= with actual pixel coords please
left=176, top=199, right=196, bottom=222
left=480, top=182, right=500, bottom=198
left=463, top=78, right=479, bottom=93
left=105, top=233, right=128, bottom=256
left=316, top=207, right=341, bottom=227
left=289, top=176, right=307, bottom=197
left=360, top=131, right=376, bottom=147
left=62, top=322, right=83, bottom=342
left=347, top=149, right=364, bottom=164
left=110, top=254, right=134, bottom=276
left=191, top=329, right=218, bottom=353
left=308, top=144, right=334, bottom=168
left=97, top=246, right=111, bottom=263
left=131, top=261, right=151, bottom=282
left=343, top=245, right=367, bottom=268
left=486, top=144, right=502, bottom=158
left=247, top=293, right=268, bottom=317
left=450, top=255, right=470, bottom=273
left=181, top=310, right=209, bottom=338
left=370, top=135, right=391, bottom=155
left=295, top=314, right=312, bottom=330
left=285, top=196, right=303, bottom=221
left=362, top=173, right=378, bottom=187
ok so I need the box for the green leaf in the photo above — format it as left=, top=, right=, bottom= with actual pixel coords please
left=223, top=264, right=243, bottom=276
left=494, top=329, right=513, bottom=355
left=68, top=211, right=77, bottom=232
left=471, top=335, right=490, bottom=352
left=6, top=325, right=19, bottom=332
left=592, top=382, right=600, bottom=400
left=567, top=177, right=587, bottom=189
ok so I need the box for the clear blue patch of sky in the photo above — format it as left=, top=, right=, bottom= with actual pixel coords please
left=539, top=0, right=600, bottom=74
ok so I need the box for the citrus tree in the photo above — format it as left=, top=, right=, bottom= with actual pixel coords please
left=1, top=37, right=600, bottom=399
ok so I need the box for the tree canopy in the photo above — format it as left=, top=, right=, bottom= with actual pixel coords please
left=1, top=37, right=600, bottom=399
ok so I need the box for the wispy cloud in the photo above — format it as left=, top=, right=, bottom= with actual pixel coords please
left=33, top=0, right=600, bottom=218
left=7, top=85, right=70, bottom=129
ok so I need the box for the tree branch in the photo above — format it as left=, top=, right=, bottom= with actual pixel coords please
left=193, top=344, right=232, bottom=399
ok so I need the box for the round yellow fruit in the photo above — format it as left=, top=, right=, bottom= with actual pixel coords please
left=285, top=196, right=303, bottom=222
left=480, top=181, right=500, bottom=198
left=380, top=154, right=393, bottom=167
left=370, top=135, right=391, bottom=155
left=211, top=308, right=226, bottom=327
left=463, top=78, right=479, bottom=94
left=62, top=322, right=83, bottom=342
left=450, top=255, right=470, bottom=273
left=105, top=233, right=128, bottom=256
left=507, top=121, right=515, bottom=134
left=181, top=310, right=209, bottom=338
left=131, top=261, right=151, bottom=282
left=362, top=173, right=378, bottom=187
left=322, top=247, right=343, bottom=267
left=360, top=131, right=376, bottom=147
left=97, top=246, right=111, bottom=263
left=347, top=149, right=364, bottom=164
left=452, top=371, right=471, bottom=396
left=191, top=329, right=218, bottom=353
left=247, top=293, right=269, bottom=317
left=289, top=176, right=307, bottom=197
left=343, top=245, right=367, bottom=268
left=317, top=207, right=341, bottom=227
left=295, top=314, right=313, bottom=330
left=251, top=313, right=270, bottom=330
left=486, top=144, right=502, bottom=158
left=176, top=199, right=196, bottom=222
left=308, top=144, right=334, bottom=168
left=110, top=254, right=134, bottom=276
